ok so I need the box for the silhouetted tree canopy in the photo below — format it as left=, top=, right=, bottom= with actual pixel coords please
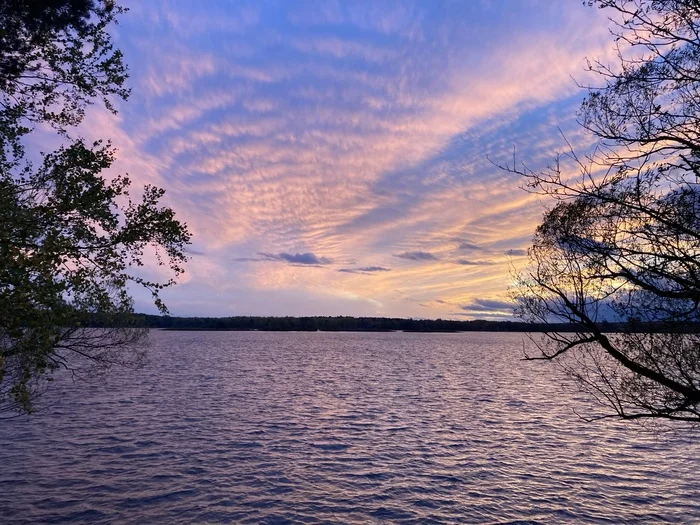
left=138, top=314, right=574, bottom=332
left=503, top=0, right=700, bottom=425
left=0, top=1, right=190, bottom=415
left=0, top=1, right=129, bottom=157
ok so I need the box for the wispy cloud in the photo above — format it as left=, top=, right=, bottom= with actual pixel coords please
left=339, top=266, right=391, bottom=274
left=78, top=0, right=615, bottom=317
left=236, top=252, right=333, bottom=266
left=266, top=253, right=333, bottom=265
left=460, top=298, right=514, bottom=314
left=394, top=251, right=439, bottom=262
left=458, top=241, right=483, bottom=252
left=455, top=259, right=495, bottom=266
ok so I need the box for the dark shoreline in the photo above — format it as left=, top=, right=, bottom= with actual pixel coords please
left=142, top=314, right=556, bottom=333
left=139, top=315, right=700, bottom=334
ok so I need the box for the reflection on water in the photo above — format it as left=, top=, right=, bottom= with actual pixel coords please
left=1, top=331, right=698, bottom=523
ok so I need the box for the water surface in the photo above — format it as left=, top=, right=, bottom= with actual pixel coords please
left=1, top=331, right=698, bottom=523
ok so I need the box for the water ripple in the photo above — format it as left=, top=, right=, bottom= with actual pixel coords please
left=1, top=331, right=699, bottom=523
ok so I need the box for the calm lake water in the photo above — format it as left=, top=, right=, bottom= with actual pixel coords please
left=1, top=331, right=699, bottom=524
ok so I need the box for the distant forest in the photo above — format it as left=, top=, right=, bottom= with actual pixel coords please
left=134, top=315, right=700, bottom=333
left=138, top=315, right=592, bottom=332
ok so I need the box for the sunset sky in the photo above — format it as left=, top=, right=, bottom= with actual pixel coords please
left=62, top=0, right=618, bottom=319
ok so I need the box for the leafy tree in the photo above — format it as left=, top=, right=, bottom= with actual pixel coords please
left=504, top=0, right=700, bottom=424
left=0, top=1, right=190, bottom=415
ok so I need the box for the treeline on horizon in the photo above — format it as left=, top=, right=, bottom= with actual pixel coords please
left=139, top=314, right=552, bottom=332
left=132, top=315, right=700, bottom=333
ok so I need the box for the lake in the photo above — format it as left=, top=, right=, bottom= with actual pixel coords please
left=1, top=331, right=698, bottom=523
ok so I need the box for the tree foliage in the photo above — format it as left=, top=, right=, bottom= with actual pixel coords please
left=0, top=0, right=129, bottom=157
left=0, top=1, right=190, bottom=415
left=506, top=0, right=700, bottom=425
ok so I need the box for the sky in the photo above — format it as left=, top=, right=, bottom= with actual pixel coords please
left=69, top=0, right=618, bottom=320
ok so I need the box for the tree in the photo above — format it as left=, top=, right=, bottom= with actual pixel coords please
left=0, top=1, right=190, bottom=415
left=504, top=0, right=700, bottom=424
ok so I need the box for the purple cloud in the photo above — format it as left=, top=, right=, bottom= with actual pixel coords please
left=456, top=259, right=495, bottom=266
left=460, top=298, right=514, bottom=312
left=235, top=252, right=332, bottom=265
left=262, top=252, right=332, bottom=265
left=339, top=266, right=391, bottom=274
left=394, top=251, right=439, bottom=262
left=458, top=241, right=482, bottom=251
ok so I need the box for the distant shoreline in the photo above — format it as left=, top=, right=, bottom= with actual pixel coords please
left=138, top=315, right=698, bottom=334
left=140, top=314, right=558, bottom=333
